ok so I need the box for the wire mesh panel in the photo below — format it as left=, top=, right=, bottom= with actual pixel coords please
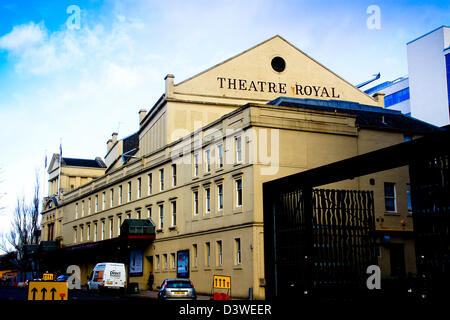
left=273, top=188, right=376, bottom=299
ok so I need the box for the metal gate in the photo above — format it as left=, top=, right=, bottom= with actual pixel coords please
left=268, top=188, right=376, bottom=300
left=409, top=145, right=449, bottom=298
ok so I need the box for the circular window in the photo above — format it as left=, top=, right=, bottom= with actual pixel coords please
left=271, top=56, right=286, bottom=73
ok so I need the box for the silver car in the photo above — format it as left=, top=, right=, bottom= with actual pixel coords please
left=157, top=279, right=197, bottom=300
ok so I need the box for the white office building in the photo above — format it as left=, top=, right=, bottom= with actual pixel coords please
left=364, top=26, right=450, bottom=127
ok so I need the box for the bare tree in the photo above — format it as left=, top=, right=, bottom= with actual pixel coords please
left=0, top=166, right=5, bottom=214
left=0, top=170, right=41, bottom=256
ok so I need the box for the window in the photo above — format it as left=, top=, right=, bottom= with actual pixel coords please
left=384, top=182, right=397, bottom=212
left=236, top=178, right=243, bottom=207
left=235, top=238, right=241, bottom=265
left=81, top=200, right=85, bottom=217
left=217, top=184, right=223, bottom=211
left=88, top=198, right=91, bottom=215
left=110, top=189, right=114, bottom=207
left=205, top=187, right=211, bottom=214
left=137, top=178, right=142, bottom=199
left=217, top=144, right=224, bottom=168
left=94, top=223, right=97, bottom=242
left=109, top=218, right=113, bottom=238
left=384, top=87, right=410, bottom=108
left=47, top=223, right=54, bottom=241
left=205, top=149, right=211, bottom=173
left=127, top=182, right=132, bottom=202
left=137, top=210, right=141, bottom=220
left=147, top=207, right=152, bottom=220
left=75, top=203, right=78, bottom=219
left=193, top=190, right=199, bottom=216
left=172, top=164, right=177, bottom=187
left=216, top=240, right=223, bottom=266
left=73, top=227, right=77, bottom=243
left=95, top=195, right=98, bottom=213
left=164, top=254, right=168, bottom=270
left=159, top=169, right=164, bottom=191
left=407, top=184, right=412, bottom=214
left=101, top=220, right=105, bottom=240
left=117, top=215, right=122, bottom=236
left=156, top=255, right=160, bottom=270
left=194, top=153, right=199, bottom=177
left=205, top=242, right=211, bottom=267
left=102, top=192, right=106, bottom=210
left=80, top=225, right=84, bottom=242
left=119, top=185, right=123, bottom=205
left=193, top=244, right=198, bottom=268
left=148, top=174, right=152, bottom=195
left=171, top=253, right=176, bottom=269
left=159, top=204, right=164, bottom=229
left=235, top=136, right=242, bottom=163
left=171, top=201, right=177, bottom=227
left=87, top=224, right=90, bottom=241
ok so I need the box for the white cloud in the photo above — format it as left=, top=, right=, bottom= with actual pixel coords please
left=0, top=12, right=167, bottom=235
left=0, top=22, right=46, bottom=52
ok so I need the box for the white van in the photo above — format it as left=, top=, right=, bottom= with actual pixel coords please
left=87, top=262, right=126, bottom=292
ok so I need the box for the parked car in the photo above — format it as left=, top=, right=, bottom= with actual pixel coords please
left=87, top=262, right=126, bottom=292
left=157, top=279, right=197, bottom=300
left=55, top=274, right=70, bottom=282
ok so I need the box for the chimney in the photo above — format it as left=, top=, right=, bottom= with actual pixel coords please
left=165, top=74, right=175, bottom=98
left=112, top=132, right=118, bottom=144
left=139, top=109, right=147, bottom=126
left=372, top=92, right=385, bottom=108
left=107, top=139, right=113, bottom=153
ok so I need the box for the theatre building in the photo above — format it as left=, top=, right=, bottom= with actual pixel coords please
left=40, top=36, right=438, bottom=299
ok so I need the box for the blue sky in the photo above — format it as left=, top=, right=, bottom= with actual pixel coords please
left=0, top=0, right=449, bottom=237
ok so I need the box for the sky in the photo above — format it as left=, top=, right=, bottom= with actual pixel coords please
left=0, top=0, right=449, bottom=238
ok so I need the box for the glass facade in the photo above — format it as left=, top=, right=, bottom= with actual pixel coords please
left=384, top=87, right=410, bottom=108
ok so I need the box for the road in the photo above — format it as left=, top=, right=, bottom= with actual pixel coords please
left=0, top=287, right=144, bottom=301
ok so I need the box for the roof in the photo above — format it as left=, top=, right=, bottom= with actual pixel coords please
left=269, top=97, right=440, bottom=133
left=406, top=25, right=449, bottom=45
left=363, top=77, right=408, bottom=95
left=61, top=157, right=106, bottom=169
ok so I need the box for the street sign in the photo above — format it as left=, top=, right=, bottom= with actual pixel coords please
left=27, top=281, right=68, bottom=301
left=213, top=275, right=231, bottom=289
left=43, top=273, right=54, bottom=281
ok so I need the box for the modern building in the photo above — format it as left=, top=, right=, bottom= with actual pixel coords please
left=40, top=36, right=438, bottom=299
left=408, top=26, right=450, bottom=126
left=364, top=77, right=410, bottom=116
left=363, top=26, right=450, bottom=127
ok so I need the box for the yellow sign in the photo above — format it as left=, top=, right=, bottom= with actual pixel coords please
left=27, top=281, right=68, bottom=301
left=0, top=270, right=17, bottom=279
left=213, top=275, right=231, bottom=289
left=43, top=273, right=54, bottom=281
